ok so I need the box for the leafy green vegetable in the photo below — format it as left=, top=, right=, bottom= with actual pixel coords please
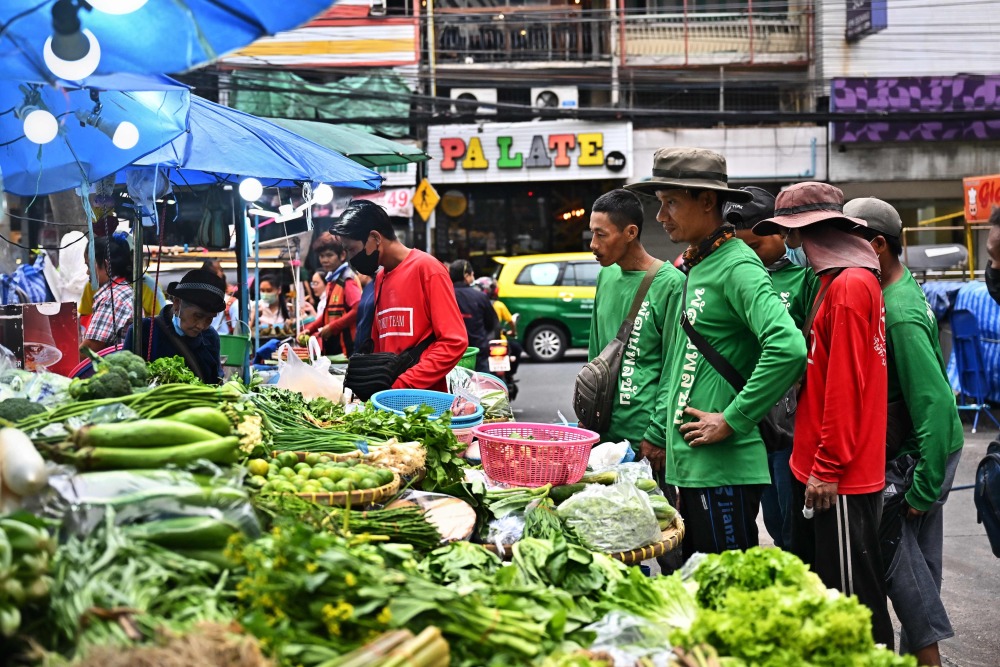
left=557, top=483, right=661, bottom=553
left=692, top=546, right=826, bottom=611
left=418, top=541, right=501, bottom=587
left=484, top=485, right=552, bottom=519
left=0, top=397, right=46, bottom=422
left=148, top=355, right=202, bottom=386
left=523, top=498, right=564, bottom=541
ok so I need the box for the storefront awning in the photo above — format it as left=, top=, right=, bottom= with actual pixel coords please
left=266, top=118, right=428, bottom=169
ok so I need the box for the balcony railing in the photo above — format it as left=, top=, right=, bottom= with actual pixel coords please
left=621, top=10, right=811, bottom=66
left=432, top=5, right=811, bottom=68
left=434, top=7, right=611, bottom=65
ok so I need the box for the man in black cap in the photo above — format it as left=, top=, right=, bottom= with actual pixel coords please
left=124, top=268, right=228, bottom=384
left=725, top=186, right=819, bottom=549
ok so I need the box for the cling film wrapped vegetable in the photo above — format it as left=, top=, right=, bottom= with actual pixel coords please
left=557, top=482, right=662, bottom=553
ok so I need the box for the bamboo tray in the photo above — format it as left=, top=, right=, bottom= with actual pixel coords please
left=295, top=471, right=400, bottom=508
left=481, top=516, right=685, bottom=564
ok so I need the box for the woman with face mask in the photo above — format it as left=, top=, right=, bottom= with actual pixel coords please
left=253, top=274, right=290, bottom=329
left=123, top=269, right=228, bottom=384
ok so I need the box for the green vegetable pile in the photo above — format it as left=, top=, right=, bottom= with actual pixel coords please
left=0, top=398, right=46, bottom=424
left=0, top=514, right=55, bottom=638
left=247, top=451, right=395, bottom=495
left=147, top=355, right=202, bottom=386
left=68, top=350, right=150, bottom=401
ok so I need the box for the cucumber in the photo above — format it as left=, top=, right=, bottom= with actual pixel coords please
left=74, top=420, right=221, bottom=449
left=549, top=482, right=587, bottom=504
left=69, top=436, right=240, bottom=470
left=123, top=516, right=240, bottom=550
left=165, top=408, right=233, bottom=437
left=635, top=478, right=658, bottom=492
left=579, top=471, right=617, bottom=485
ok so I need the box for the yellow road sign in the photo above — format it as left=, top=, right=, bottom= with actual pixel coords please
left=413, top=178, right=440, bottom=221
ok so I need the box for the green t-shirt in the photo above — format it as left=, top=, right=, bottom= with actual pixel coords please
left=884, top=266, right=964, bottom=511
left=768, top=260, right=820, bottom=329
left=588, top=262, right=685, bottom=449
left=662, top=239, right=807, bottom=488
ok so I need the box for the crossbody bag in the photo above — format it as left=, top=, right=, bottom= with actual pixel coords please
left=678, top=272, right=837, bottom=452
left=574, top=260, right=663, bottom=433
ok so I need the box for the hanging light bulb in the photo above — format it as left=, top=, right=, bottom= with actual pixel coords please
left=87, top=0, right=149, bottom=15
left=312, top=183, right=334, bottom=206
left=20, top=108, right=59, bottom=144
left=44, top=0, right=101, bottom=81
left=111, top=121, right=139, bottom=149
left=239, top=178, right=264, bottom=202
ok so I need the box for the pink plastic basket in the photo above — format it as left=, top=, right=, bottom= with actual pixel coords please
left=473, top=422, right=599, bottom=487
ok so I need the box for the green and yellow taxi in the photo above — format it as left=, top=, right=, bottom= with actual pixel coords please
left=493, top=252, right=599, bottom=362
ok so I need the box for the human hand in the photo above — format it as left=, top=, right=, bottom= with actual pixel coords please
left=904, top=503, right=927, bottom=520
left=988, top=225, right=1000, bottom=269
left=804, top=475, right=839, bottom=513
left=679, top=407, right=734, bottom=446
left=640, top=440, right=666, bottom=473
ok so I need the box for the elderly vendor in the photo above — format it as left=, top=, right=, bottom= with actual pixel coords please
left=124, top=269, right=227, bottom=384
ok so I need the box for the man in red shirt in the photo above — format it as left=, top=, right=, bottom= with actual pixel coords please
left=332, top=200, right=467, bottom=392
left=755, top=182, right=893, bottom=648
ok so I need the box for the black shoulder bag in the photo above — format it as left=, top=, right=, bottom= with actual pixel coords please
left=678, top=274, right=835, bottom=452
left=573, top=261, right=663, bottom=432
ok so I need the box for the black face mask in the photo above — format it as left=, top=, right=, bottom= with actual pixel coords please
left=350, top=243, right=380, bottom=277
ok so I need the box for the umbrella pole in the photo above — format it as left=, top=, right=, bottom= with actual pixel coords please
left=133, top=216, right=144, bottom=356
left=234, top=188, right=251, bottom=384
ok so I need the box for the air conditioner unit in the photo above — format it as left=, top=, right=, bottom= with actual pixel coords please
left=450, top=88, right=497, bottom=115
left=530, top=86, right=579, bottom=110
left=369, top=0, right=387, bottom=17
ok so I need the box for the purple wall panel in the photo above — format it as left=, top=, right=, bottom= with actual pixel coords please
left=831, top=75, right=1000, bottom=143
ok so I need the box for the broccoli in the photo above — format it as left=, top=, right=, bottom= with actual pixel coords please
left=68, top=367, right=133, bottom=401
left=102, top=350, right=150, bottom=388
left=0, top=398, right=47, bottom=423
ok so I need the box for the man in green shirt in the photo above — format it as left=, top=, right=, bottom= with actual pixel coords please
left=846, top=197, right=963, bottom=667
left=725, top=186, right=820, bottom=550
left=626, top=148, right=807, bottom=557
left=587, top=189, right=685, bottom=459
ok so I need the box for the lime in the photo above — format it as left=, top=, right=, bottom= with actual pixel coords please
left=318, top=455, right=332, bottom=464
left=309, top=468, right=326, bottom=480
left=305, top=453, right=322, bottom=466
left=346, top=458, right=359, bottom=467
left=294, top=462, right=311, bottom=473
left=247, top=459, right=270, bottom=476
left=328, top=468, right=345, bottom=482
left=277, top=452, right=299, bottom=468
left=268, top=463, right=280, bottom=476
left=334, top=480, right=353, bottom=492
left=357, top=477, right=378, bottom=490
left=319, top=478, right=336, bottom=492
left=279, top=468, right=296, bottom=479
left=247, top=474, right=268, bottom=488
left=291, top=475, right=308, bottom=486
left=376, top=469, right=394, bottom=485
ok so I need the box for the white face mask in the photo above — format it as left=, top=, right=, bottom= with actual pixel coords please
left=785, top=243, right=809, bottom=268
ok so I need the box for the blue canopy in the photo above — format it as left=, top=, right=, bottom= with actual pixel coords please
left=128, top=96, right=382, bottom=190
left=0, top=1, right=333, bottom=83
left=0, top=74, right=189, bottom=196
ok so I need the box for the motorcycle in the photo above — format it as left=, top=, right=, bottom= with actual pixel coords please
left=488, top=315, right=520, bottom=400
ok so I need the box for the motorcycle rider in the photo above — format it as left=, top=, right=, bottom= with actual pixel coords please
left=474, top=276, right=521, bottom=399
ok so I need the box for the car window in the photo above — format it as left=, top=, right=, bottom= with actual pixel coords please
left=515, top=262, right=563, bottom=286
left=564, top=261, right=600, bottom=287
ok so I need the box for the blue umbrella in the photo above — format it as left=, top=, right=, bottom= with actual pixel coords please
left=0, top=73, right=189, bottom=196
left=0, top=0, right=333, bottom=82
left=130, top=95, right=382, bottom=190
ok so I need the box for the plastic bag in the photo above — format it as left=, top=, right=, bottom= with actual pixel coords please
left=558, top=482, right=662, bottom=552
left=276, top=342, right=345, bottom=402
left=588, top=440, right=632, bottom=469
left=583, top=611, right=675, bottom=667
left=448, top=367, right=513, bottom=421
left=486, top=514, right=525, bottom=557
left=34, top=465, right=261, bottom=539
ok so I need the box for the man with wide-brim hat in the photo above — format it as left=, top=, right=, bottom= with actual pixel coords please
left=124, top=268, right=228, bottom=384
left=625, top=147, right=807, bottom=559
left=753, top=181, right=893, bottom=648
left=848, top=196, right=963, bottom=666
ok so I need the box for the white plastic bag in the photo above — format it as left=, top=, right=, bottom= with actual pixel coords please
left=276, top=343, right=344, bottom=402
left=558, top=482, right=662, bottom=552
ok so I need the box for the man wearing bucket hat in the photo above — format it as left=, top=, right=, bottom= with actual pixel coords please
left=847, top=197, right=963, bottom=667
left=754, top=182, right=893, bottom=647
left=725, top=186, right=820, bottom=550
left=123, top=268, right=228, bottom=385
left=625, top=148, right=807, bottom=558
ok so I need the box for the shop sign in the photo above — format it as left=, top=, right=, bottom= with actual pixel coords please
left=352, top=187, right=416, bottom=218
left=845, top=0, right=888, bottom=43
left=376, top=161, right=418, bottom=188
left=427, top=121, right=632, bottom=184
left=964, top=174, right=1000, bottom=223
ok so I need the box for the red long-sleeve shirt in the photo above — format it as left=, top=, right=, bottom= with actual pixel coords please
left=791, top=269, right=887, bottom=494
left=373, top=249, right=468, bottom=392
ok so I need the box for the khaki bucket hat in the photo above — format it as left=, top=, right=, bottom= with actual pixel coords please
left=625, top=147, right=753, bottom=202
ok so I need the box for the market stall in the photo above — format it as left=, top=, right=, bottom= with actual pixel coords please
left=0, top=355, right=917, bottom=667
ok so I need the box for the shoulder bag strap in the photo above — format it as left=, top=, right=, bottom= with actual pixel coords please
left=801, top=270, right=840, bottom=337
left=614, top=260, right=664, bottom=343
left=680, top=280, right=748, bottom=392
